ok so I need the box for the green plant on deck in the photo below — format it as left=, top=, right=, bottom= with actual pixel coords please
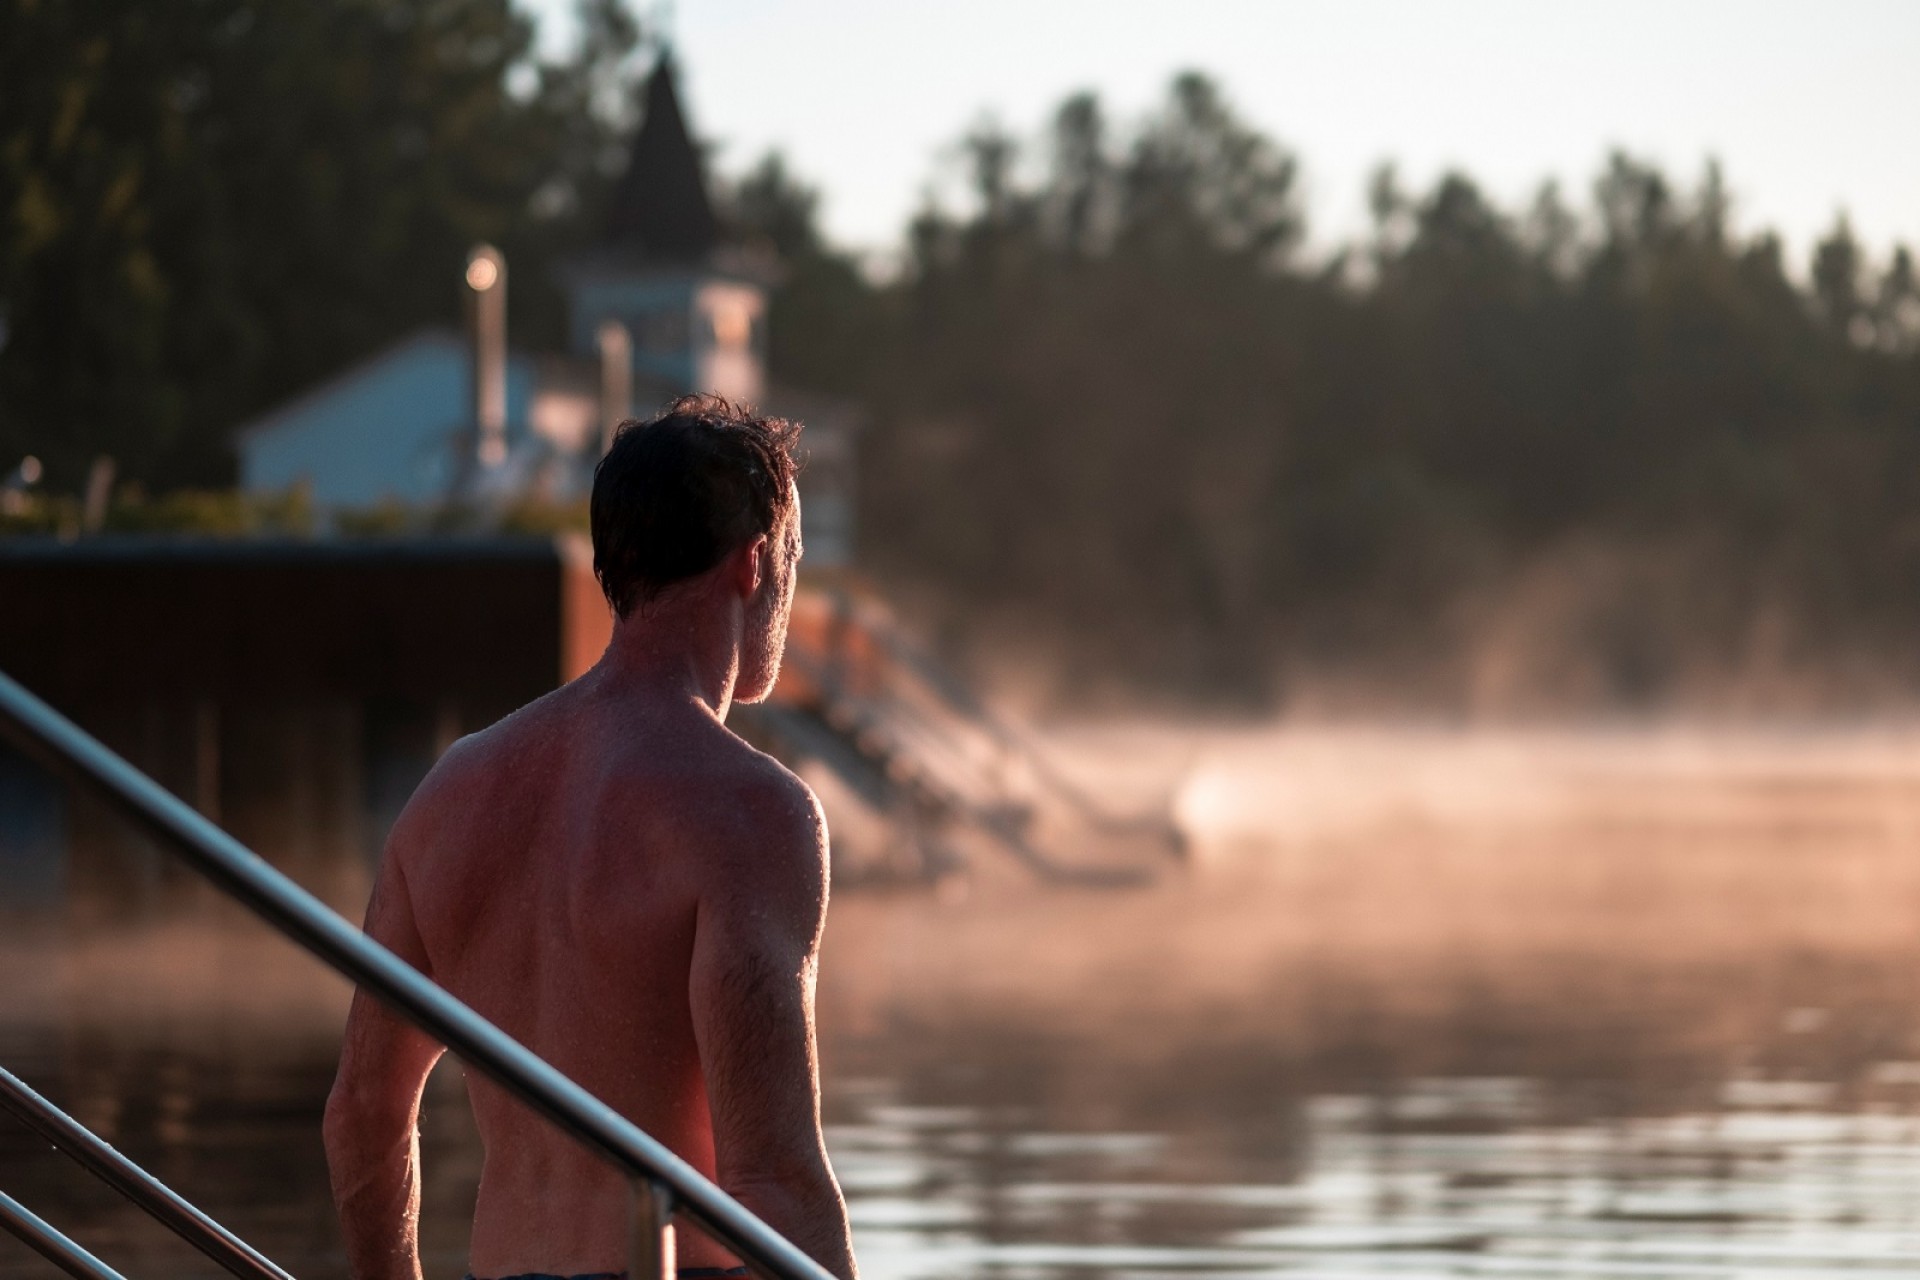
left=0, top=486, right=314, bottom=536
left=499, top=497, right=589, bottom=537
left=0, top=493, right=77, bottom=536
left=0, top=486, right=595, bottom=540
left=329, top=498, right=419, bottom=537
left=101, top=485, right=314, bottom=536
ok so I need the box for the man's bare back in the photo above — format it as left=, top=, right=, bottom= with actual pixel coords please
left=324, top=401, right=856, bottom=1280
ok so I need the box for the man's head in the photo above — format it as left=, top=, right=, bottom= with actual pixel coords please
left=591, top=395, right=803, bottom=702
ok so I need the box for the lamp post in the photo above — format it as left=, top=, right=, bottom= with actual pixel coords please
left=467, top=245, right=508, bottom=468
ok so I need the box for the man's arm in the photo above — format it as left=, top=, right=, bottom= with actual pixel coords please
left=324, top=843, right=445, bottom=1280
left=688, top=773, right=857, bottom=1280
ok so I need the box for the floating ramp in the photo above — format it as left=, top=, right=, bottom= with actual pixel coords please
left=735, top=588, right=1183, bottom=887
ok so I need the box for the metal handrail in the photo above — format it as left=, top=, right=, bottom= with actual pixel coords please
left=0, top=1065, right=293, bottom=1280
left=0, top=668, right=836, bottom=1280
left=0, top=1190, right=129, bottom=1280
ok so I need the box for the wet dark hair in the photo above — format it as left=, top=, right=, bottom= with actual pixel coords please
left=591, top=395, right=802, bottom=618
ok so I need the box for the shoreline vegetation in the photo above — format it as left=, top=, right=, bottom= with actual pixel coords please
left=5, top=4, right=1918, bottom=713
left=0, top=485, right=588, bottom=540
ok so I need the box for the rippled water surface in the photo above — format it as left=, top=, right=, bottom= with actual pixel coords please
left=11, top=726, right=1920, bottom=1279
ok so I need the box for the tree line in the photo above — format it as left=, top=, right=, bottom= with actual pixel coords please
left=5, top=2, right=1918, bottom=708
left=794, top=80, right=1920, bottom=708
left=0, top=0, right=645, bottom=485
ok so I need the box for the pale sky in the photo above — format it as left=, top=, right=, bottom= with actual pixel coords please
left=527, top=0, right=1919, bottom=273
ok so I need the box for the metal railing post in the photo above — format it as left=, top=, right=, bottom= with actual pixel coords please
left=0, top=1190, right=130, bottom=1280
left=629, top=1179, right=676, bottom=1280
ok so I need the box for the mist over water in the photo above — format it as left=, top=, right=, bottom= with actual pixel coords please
left=10, top=722, right=1920, bottom=1279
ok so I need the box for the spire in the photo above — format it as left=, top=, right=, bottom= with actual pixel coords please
left=603, top=51, right=719, bottom=262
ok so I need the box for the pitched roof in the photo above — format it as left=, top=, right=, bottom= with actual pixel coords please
left=603, top=52, right=720, bottom=262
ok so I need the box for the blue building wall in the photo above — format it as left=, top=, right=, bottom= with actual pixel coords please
left=566, top=273, right=702, bottom=388
left=238, top=332, right=534, bottom=507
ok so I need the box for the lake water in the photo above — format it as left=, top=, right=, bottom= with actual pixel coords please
left=9, top=724, right=1920, bottom=1279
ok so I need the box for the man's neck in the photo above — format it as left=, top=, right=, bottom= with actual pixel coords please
left=594, top=591, right=744, bottom=718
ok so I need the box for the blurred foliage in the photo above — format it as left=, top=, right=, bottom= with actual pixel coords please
left=725, top=152, right=892, bottom=396
left=102, top=483, right=313, bottom=534
left=0, top=483, right=311, bottom=534
left=0, top=492, right=74, bottom=536
left=793, top=81, right=1920, bottom=706
left=0, top=0, right=644, bottom=488
left=327, top=498, right=420, bottom=538
left=324, top=496, right=585, bottom=536
left=5, top=6, right=1920, bottom=707
left=0, top=483, right=592, bottom=539
left=498, top=496, right=589, bottom=536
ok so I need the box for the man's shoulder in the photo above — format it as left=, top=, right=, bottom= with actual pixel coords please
left=687, top=733, right=828, bottom=895
left=399, top=706, right=525, bottom=809
left=700, top=735, right=824, bottom=843
left=381, top=692, right=566, bottom=862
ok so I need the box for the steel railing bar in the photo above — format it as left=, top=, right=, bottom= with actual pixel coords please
left=0, top=1065, right=294, bottom=1280
left=0, top=669, right=834, bottom=1280
left=0, top=1189, right=129, bottom=1280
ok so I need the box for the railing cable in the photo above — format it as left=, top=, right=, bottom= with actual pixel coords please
left=0, top=1189, right=130, bottom=1280
left=0, top=1065, right=294, bottom=1280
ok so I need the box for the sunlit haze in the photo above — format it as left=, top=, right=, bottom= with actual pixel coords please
left=528, top=0, right=1920, bottom=270
left=12, top=5, right=1920, bottom=1277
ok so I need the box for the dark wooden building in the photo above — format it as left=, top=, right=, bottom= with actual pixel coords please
left=0, top=536, right=612, bottom=913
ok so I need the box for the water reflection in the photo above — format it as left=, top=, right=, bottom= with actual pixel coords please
left=826, top=1068, right=1920, bottom=1277
left=10, top=726, right=1920, bottom=1278
left=11, top=967, right=1920, bottom=1279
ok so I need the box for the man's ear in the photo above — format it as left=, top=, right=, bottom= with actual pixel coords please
left=730, top=534, right=769, bottom=600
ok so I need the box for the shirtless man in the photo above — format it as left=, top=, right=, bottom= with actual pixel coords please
left=323, top=397, right=857, bottom=1280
